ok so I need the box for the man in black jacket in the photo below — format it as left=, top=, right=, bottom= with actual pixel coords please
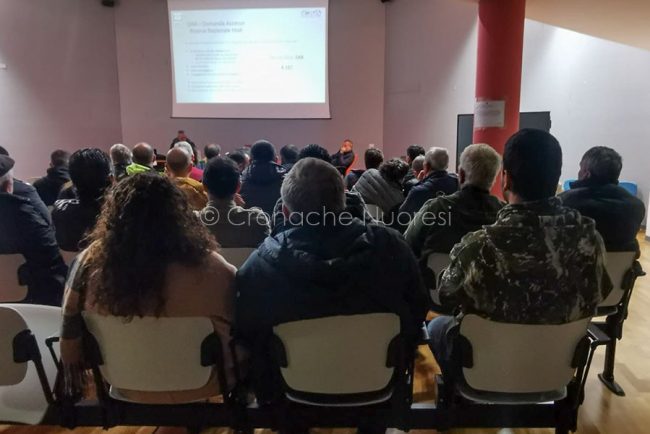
left=239, top=140, right=286, bottom=216
left=399, top=147, right=459, bottom=219
left=560, top=146, right=645, bottom=254
left=0, top=155, right=67, bottom=305
left=33, top=150, right=71, bottom=206
left=235, top=157, right=428, bottom=402
left=405, top=144, right=504, bottom=289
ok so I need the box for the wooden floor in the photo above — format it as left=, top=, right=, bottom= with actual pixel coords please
left=3, top=236, right=650, bottom=434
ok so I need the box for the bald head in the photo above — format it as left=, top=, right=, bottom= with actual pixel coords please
left=166, top=147, right=192, bottom=177
left=132, top=142, right=155, bottom=167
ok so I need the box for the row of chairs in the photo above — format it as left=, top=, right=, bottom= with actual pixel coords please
left=0, top=248, right=643, bottom=432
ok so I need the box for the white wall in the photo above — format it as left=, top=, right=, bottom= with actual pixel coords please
left=114, top=0, right=386, bottom=157
left=383, top=0, right=650, bottom=206
left=0, top=0, right=122, bottom=179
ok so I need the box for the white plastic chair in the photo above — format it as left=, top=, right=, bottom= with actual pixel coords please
left=458, top=314, right=591, bottom=403
left=273, top=313, right=401, bottom=406
left=599, top=251, right=637, bottom=309
left=82, top=313, right=223, bottom=401
left=365, top=204, right=384, bottom=222
left=0, top=254, right=28, bottom=302
left=0, top=304, right=61, bottom=424
left=219, top=248, right=255, bottom=269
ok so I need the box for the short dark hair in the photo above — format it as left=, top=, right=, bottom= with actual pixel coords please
left=406, top=145, right=425, bottom=162
left=68, top=148, right=112, bottom=204
left=203, top=157, right=240, bottom=199
left=227, top=151, right=246, bottom=167
left=204, top=144, right=221, bottom=160
left=503, top=129, right=562, bottom=201
left=0, top=146, right=8, bottom=156
left=298, top=144, right=331, bottom=164
left=280, top=145, right=299, bottom=165
left=380, top=158, right=410, bottom=184
left=250, top=140, right=276, bottom=162
left=50, top=150, right=70, bottom=167
left=364, top=148, right=384, bottom=170
left=580, top=146, right=622, bottom=184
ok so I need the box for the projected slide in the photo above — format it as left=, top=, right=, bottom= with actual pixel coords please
left=168, top=0, right=330, bottom=119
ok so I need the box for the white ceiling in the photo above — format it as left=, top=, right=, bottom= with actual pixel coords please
left=525, top=0, right=650, bottom=52
left=460, top=0, right=650, bottom=52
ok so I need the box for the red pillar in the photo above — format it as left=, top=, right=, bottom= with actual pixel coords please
left=472, top=0, right=526, bottom=198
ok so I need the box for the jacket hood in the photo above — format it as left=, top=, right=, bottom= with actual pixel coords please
left=257, top=220, right=383, bottom=286
left=242, top=162, right=286, bottom=185
left=46, top=166, right=70, bottom=181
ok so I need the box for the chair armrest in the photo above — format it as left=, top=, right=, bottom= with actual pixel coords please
left=587, top=322, right=611, bottom=347
left=45, top=335, right=62, bottom=370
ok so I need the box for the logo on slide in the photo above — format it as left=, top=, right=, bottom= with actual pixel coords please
left=172, top=12, right=183, bottom=21
left=301, top=9, right=323, bottom=18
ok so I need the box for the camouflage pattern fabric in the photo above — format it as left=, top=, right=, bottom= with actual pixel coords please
left=437, top=197, right=612, bottom=324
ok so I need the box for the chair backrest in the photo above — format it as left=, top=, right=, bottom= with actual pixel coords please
left=619, top=181, right=637, bottom=196
left=0, top=304, right=60, bottom=425
left=273, top=313, right=400, bottom=395
left=600, top=251, right=637, bottom=308
left=562, top=179, right=575, bottom=192
left=427, top=253, right=451, bottom=287
left=82, top=313, right=217, bottom=393
left=0, top=254, right=28, bottom=302
left=460, top=314, right=590, bottom=394
left=365, top=204, right=384, bottom=222
left=219, top=248, right=255, bottom=269
left=0, top=307, right=30, bottom=386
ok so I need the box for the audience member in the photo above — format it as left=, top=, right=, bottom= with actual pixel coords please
left=399, top=147, right=459, bottom=217
left=428, top=129, right=612, bottom=382
left=126, top=142, right=156, bottom=175
left=199, top=157, right=270, bottom=247
left=235, top=158, right=428, bottom=401
left=60, top=173, right=239, bottom=403
left=204, top=143, right=221, bottom=161
left=52, top=149, right=113, bottom=252
left=0, top=154, right=66, bottom=305
left=174, top=141, right=204, bottom=182
left=406, top=144, right=426, bottom=166
left=560, top=146, right=645, bottom=254
left=166, top=147, right=208, bottom=211
left=331, top=138, right=356, bottom=175
left=405, top=144, right=503, bottom=288
left=279, top=144, right=299, bottom=171
left=109, top=144, right=132, bottom=181
left=239, top=140, right=286, bottom=216
left=404, top=155, right=425, bottom=196
left=345, top=147, right=384, bottom=190
left=227, top=151, right=248, bottom=173
left=271, top=144, right=373, bottom=233
left=0, top=146, right=51, bottom=223
left=33, top=149, right=70, bottom=206
left=169, top=129, right=197, bottom=151
left=352, top=158, right=409, bottom=214
left=402, top=145, right=426, bottom=195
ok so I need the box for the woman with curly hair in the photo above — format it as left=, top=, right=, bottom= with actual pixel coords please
left=60, top=172, right=239, bottom=403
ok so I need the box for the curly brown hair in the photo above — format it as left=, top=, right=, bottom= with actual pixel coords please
left=81, top=172, right=217, bottom=317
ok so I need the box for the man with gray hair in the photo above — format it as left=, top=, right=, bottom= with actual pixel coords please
left=403, top=154, right=426, bottom=196
left=0, top=154, right=67, bottom=305
left=399, top=147, right=459, bottom=218
left=405, top=144, right=504, bottom=289
left=109, top=144, right=132, bottom=181
left=174, top=141, right=204, bottom=182
left=235, top=157, right=428, bottom=402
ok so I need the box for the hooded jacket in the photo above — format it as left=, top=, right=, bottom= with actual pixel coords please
left=239, top=161, right=286, bottom=216
left=559, top=178, right=645, bottom=253
left=235, top=218, right=428, bottom=400
left=0, top=192, right=67, bottom=305
left=352, top=168, right=405, bottom=214
left=33, top=166, right=71, bottom=206
left=437, top=197, right=612, bottom=324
